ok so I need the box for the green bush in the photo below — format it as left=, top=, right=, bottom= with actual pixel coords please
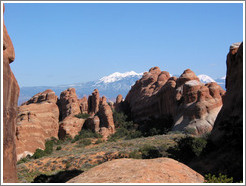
left=75, top=113, right=90, bottom=119
left=129, top=150, right=142, bottom=159
left=204, top=173, right=233, bottom=183
left=32, top=140, right=54, bottom=159
left=139, top=145, right=162, bottom=159
left=44, top=140, right=53, bottom=154
left=56, top=146, right=62, bottom=151
left=79, top=129, right=102, bottom=139
left=17, top=156, right=30, bottom=164
left=32, top=149, right=46, bottom=159
left=77, top=138, right=92, bottom=147
left=167, top=136, right=207, bottom=164
left=95, top=139, right=103, bottom=144
left=138, top=115, right=173, bottom=137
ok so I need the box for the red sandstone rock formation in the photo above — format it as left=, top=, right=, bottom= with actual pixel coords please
left=3, top=4, right=19, bottom=182
left=67, top=158, right=204, bottom=183
left=79, top=96, right=88, bottom=113
left=16, top=90, right=59, bottom=160
left=98, top=96, right=115, bottom=139
left=125, top=67, right=224, bottom=135
left=190, top=42, right=243, bottom=181
left=59, top=117, right=86, bottom=139
left=83, top=93, right=115, bottom=139
left=88, top=89, right=100, bottom=115
left=59, top=88, right=81, bottom=120
left=114, top=94, right=123, bottom=112
left=58, top=88, right=85, bottom=139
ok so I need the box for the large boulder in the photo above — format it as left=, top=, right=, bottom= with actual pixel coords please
left=16, top=89, right=59, bottom=160
left=3, top=4, right=19, bottom=182
left=124, top=67, right=225, bottom=135
left=67, top=158, right=204, bottom=183
left=58, top=116, right=86, bottom=139
left=190, top=42, right=243, bottom=181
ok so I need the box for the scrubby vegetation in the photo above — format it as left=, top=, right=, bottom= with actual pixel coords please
left=167, top=135, right=207, bottom=164
left=74, top=113, right=90, bottom=119
left=71, top=129, right=103, bottom=143
left=32, top=140, right=54, bottom=159
left=204, top=173, right=234, bottom=183
left=110, top=111, right=174, bottom=141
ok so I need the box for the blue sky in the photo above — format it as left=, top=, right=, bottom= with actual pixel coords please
left=4, top=3, right=243, bottom=87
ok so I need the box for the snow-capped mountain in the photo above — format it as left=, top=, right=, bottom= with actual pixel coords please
left=197, top=74, right=216, bottom=83
left=197, top=74, right=225, bottom=90
left=18, top=71, right=226, bottom=106
left=96, top=71, right=143, bottom=84
left=18, top=71, right=143, bottom=105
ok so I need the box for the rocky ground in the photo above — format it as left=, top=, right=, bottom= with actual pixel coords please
left=17, top=133, right=185, bottom=183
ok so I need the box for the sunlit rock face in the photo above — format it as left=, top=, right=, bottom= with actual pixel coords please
left=190, top=42, right=243, bottom=182
left=3, top=4, right=19, bottom=183
left=16, top=89, right=59, bottom=161
left=125, top=67, right=225, bottom=135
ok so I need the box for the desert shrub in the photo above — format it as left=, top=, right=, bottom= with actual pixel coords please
left=204, top=173, right=233, bottom=183
left=139, top=145, right=162, bottom=159
left=78, top=138, right=92, bottom=147
left=44, top=140, right=53, bottom=154
left=95, top=139, right=103, bottom=144
left=79, top=129, right=102, bottom=139
left=32, top=140, right=54, bottom=159
left=125, top=130, right=143, bottom=140
left=138, top=115, right=173, bottom=137
left=129, top=150, right=142, bottom=159
left=17, top=156, right=31, bottom=165
left=56, top=146, right=62, bottom=151
left=75, top=113, right=90, bottom=119
left=32, top=149, right=46, bottom=159
left=167, top=135, right=207, bottom=164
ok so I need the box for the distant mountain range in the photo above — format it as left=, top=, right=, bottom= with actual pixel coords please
left=18, top=71, right=225, bottom=105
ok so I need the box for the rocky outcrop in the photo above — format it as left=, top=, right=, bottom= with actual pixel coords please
left=67, top=158, right=204, bottom=183
left=125, top=67, right=225, bottom=135
left=98, top=96, right=115, bottom=139
left=125, top=67, right=171, bottom=122
left=59, top=88, right=81, bottom=120
left=3, top=4, right=19, bottom=182
left=88, top=89, right=100, bottom=115
left=79, top=96, right=88, bottom=114
left=16, top=90, right=59, bottom=160
left=114, top=94, right=123, bottom=112
left=190, top=42, right=243, bottom=181
left=83, top=93, right=115, bottom=139
left=58, top=117, right=86, bottom=139
left=58, top=88, right=85, bottom=139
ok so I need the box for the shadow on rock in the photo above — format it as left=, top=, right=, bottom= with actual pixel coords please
left=32, top=169, right=83, bottom=183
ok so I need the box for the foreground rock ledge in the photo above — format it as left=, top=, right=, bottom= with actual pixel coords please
left=67, top=158, right=204, bottom=183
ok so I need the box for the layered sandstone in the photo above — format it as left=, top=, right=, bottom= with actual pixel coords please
left=125, top=67, right=225, bottom=135
left=58, top=88, right=85, bottom=139
left=191, top=42, right=243, bottom=181
left=3, top=4, right=19, bottom=182
left=16, top=90, right=59, bottom=160
left=67, top=158, right=204, bottom=183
